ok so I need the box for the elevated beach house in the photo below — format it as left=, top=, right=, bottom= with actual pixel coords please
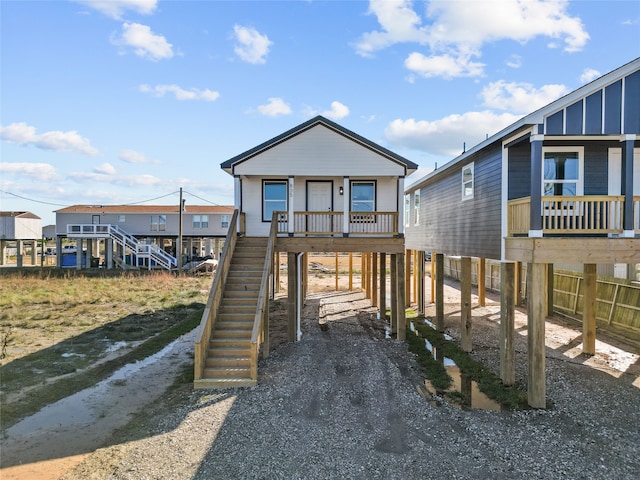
left=194, top=115, right=418, bottom=388
left=55, top=204, right=233, bottom=270
left=404, top=58, right=640, bottom=408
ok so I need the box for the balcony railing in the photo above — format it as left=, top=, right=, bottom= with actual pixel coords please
left=507, top=196, right=636, bottom=235
left=276, top=211, right=398, bottom=236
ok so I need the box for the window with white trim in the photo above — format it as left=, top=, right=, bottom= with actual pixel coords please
left=150, top=215, right=166, bottom=231
left=117, top=215, right=125, bottom=222
left=263, top=181, right=287, bottom=221
left=414, top=191, right=420, bottom=225
left=404, top=194, right=410, bottom=227
left=462, top=163, right=474, bottom=200
left=542, top=148, right=584, bottom=196
left=351, top=181, right=375, bottom=212
left=221, top=215, right=229, bottom=228
left=193, top=215, right=209, bottom=228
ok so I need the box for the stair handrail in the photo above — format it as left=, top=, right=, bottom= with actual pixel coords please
left=194, top=209, right=240, bottom=381
left=249, top=212, right=278, bottom=379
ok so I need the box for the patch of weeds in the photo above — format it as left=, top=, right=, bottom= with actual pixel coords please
left=407, top=315, right=528, bottom=410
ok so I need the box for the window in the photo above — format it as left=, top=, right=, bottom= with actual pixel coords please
left=404, top=194, right=410, bottom=226
left=263, top=181, right=287, bottom=221
left=221, top=215, right=229, bottom=228
left=150, top=215, right=166, bottom=231
left=462, top=163, right=474, bottom=200
left=543, top=149, right=583, bottom=196
left=117, top=215, right=125, bottom=222
left=351, top=181, right=375, bottom=212
left=193, top=215, right=209, bottom=229
left=414, top=191, right=420, bottom=225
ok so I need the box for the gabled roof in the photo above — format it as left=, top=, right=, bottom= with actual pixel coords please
left=221, top=115, right=418, bottom=175
left=0, top=211, right=41, bottom=219
left=55, top=205, right=234, bottom=214
left=407, top=57, right=640, bottom=192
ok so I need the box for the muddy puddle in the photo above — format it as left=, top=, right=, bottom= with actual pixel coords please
left=410, top=321, right=503, bottom=412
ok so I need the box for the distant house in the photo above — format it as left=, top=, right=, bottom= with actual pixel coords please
left=0, top=211, right=42, bottom=240
left=194, top=115, right=418, bottom=388
left=0, top=211, right=42, bottom=267
left=55, top=204, right=234, bottom=270
left=404, top=57, right=640, bottom=408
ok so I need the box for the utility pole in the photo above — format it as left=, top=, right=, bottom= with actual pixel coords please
left=178, top=187, right=183, bottom=271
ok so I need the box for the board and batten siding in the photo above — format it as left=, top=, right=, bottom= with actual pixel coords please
left=405, top=143, right=502, bottom=260
left=508, top=140, right=627, bottom=200
left=232, top=125, right=407, bottom=177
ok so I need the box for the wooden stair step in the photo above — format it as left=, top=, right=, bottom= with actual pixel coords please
left=194, top=378, right=257, bottom=389
left=203, top=366, right=252, bottom=378
left=206, top=356, right=251, bottom=368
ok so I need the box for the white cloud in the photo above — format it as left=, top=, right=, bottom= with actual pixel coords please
left=385, top=111, right=521, bottom=157
left=233, top=25, right=272, bottom=64
left=353, top=0, right=429, bottom=57
left=579, top=68, right=601, bottom=84
left=111, top=22, right=173, bottom=61
left=0, top=122, right=100, bottom=156
left=119, top=149, right=158, bottom=164
left=138, top=84, right=220, bottom=101
left=75, top=0, right=157, bottom=20
left=480, top=81, right=568, bottom=114
left=322, top=101, right=350, bottom=120
left=94, top=163, right=116, bottom=175
left=425, top=0, right=589, bottom=52
left=69, top=171, right=163, bottom=187
left=405, top=52, right=484, bottom=79
left=505, top=54, right=522, bottom=69
left=0, top=162, right=60, bottom=182
left=257, top=98, right=291, bottom=117
left=355, top=0, right=589, bottom=78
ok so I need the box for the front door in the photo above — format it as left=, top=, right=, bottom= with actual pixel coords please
left=307, top=181, right=333, bottom=234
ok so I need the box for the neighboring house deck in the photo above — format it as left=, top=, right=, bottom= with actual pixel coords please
left=404, top=57, right=640, bottom=408
left=55, top=204, right=233, bottom=270
left=194, top=116, right=418, bottom=388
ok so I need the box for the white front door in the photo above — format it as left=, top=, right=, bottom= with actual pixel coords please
left=307, top=181, right=333, bottom=233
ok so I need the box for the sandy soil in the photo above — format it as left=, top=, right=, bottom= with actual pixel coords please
left=1, top=264, right=638, bottom=479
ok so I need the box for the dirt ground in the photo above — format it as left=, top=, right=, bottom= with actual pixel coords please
left=1, top=258, right=639, bottom=479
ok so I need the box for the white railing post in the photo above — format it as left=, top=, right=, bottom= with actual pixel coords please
left=343, top=177, right=350, bottom=236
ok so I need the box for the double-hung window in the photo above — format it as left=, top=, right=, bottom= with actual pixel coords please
left=351, top=181, right=375, bottom=212
left=414, top=191, right=420, bottom=225
left=193, top=215, right=209, bottom=228
left=150, top=215, right=166, bottom=231
left=543, top=148, right=583, bottom=196
left=221, top=215, right=229, bottom=228
left=462, top=163, right=474, bottom=200
left=263, top=180, right=287, bottom=222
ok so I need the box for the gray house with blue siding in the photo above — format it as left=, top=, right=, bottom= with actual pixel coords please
left=404, top=57, right=640, bottom=408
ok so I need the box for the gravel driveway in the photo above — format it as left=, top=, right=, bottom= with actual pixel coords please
left=61, top=289, right=640, bottom=480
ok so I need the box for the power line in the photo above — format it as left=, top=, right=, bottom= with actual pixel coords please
left=0, top=189, right=69, bottom=207
left=124, top=191, right=180, bottom=205
left=183, top=190, right=221, bottom=206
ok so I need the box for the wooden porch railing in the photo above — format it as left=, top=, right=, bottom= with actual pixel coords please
left=194, top=209, right=239, bottom=381
left=276, top=211, right=398, bottom=236
left=508, top=196, right=627, bottom=235
left=249, top=213, right=278, bottom=379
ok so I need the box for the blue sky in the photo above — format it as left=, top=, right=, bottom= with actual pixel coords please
left=1, top=0, right=639, bottom=226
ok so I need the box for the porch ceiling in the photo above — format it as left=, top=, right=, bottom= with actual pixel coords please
left=505, top=237, right=640, bottom=264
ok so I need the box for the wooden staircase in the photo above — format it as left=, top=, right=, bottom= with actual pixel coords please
left=200, top=237, right=268, bottom=388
